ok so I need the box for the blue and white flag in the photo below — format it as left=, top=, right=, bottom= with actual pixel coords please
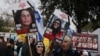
left=33, top=3, right=44, bottom=41
left=27, top=0, right=44, bottom=41
left=34, top=11, right=44, bottom=41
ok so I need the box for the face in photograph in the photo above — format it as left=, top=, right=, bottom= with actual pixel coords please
left=20, top=9, right=32, bottom=29
left=87, top=37, right=92, bottom=43
left=93, top=38, right=97, bottom=49
left=72, top=36, right=77, bottom=42
left=82, top=37, right=87, bottom=43
left=14, top=8, right=36, bottom=34
left=51, top=19, right=61, bottom=30
left=78, top=37, right=83, bottom=42
left=93, top=38, right=97, bottom=44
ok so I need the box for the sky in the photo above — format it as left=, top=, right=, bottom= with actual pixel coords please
left=0, top=0, right=41, bottom=15
left=0, top=0, right=8, bottom=14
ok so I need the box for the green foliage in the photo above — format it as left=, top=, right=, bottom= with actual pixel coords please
left=40, top=0, right=100, bottom=33
left=0, top=17, right=5, bottom=30
left=0, top=16, right=15, bottom=32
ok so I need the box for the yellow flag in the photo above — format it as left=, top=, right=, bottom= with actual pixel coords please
left=17, top=34, right=27, bottom=43
left=43, top=37, right=51, bottom=53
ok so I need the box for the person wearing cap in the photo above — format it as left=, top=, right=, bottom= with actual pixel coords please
left=56, top=35, right=80, bottom=56
left=33, top=41, right=45, bottom=56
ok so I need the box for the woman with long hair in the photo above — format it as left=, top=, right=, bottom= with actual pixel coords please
left=44, top=19, right=64, bottom=41
left=14, top=8, right=36, bottom=34
left=33, top=41, right=45, bottom=56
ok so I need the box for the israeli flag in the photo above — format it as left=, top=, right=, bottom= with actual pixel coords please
left=33, top=3, right=44, bottom=41
left=34, top=10, right=44, bottom=41
left=27, top=0, right=44, bottom=41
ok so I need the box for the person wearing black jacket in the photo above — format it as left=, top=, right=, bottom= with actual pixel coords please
left=6, top=38, right=14, bottom=56
left=21, top=35, right=35, bottom=56
left=56, top=35, right=80, bottom=56
left=0, top=37, right=8, bottom=56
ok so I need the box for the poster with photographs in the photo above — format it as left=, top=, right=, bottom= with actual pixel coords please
left=13, top=1, right=37, bottom=34
left=71, top=33, right=98, bottom=53
left=17, top=33, right=37, bottom=43
left=27, top=33, right=37, bottom=43
left=44, top=9, right=69, bottom=42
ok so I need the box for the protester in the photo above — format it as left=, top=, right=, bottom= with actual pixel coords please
left=15, top=38, right=25, bottom=56
left=56, top=35, right=80, bottom=56
left=47, top=40, right=61, bottom=56
left=16, top=38, right=24, bottom=55
left=33, top=41, right=45, bottom=56
left=6, top=38, right=14, bottom=56
left=0, top=36, right=8, bottom=56
left=21, top=35, right=35, bottom=56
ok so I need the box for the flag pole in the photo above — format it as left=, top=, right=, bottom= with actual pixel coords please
left=27, top=1, right=34, bottom=10
left=27, top=34, right=33, bottom=56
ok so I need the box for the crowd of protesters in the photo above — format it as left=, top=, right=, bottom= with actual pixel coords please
left=0, top=18, right=91, bottom=56
left=0, top=36, right=14, bottom=56
left=0, top=34, right=92, bottom=56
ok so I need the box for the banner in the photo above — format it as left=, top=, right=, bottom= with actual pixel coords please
left=43, top=15, right=66, bottom=41
left=71, top=33, right=98, bottom=53
left=53, top=9, right=68, bottom=22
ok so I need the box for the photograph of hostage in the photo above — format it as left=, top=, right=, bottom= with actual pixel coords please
left=14, top=8, right=37, bottom=34
left=44, top=18, right=64, bottom=41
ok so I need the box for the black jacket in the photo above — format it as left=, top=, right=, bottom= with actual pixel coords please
left=21, top=43, right=35, bottom=56
left=0, top=43, right=8, bottom=56
left=7, top=45, right=14, bottom=56
left=56, top=49, right=80, bottom=56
